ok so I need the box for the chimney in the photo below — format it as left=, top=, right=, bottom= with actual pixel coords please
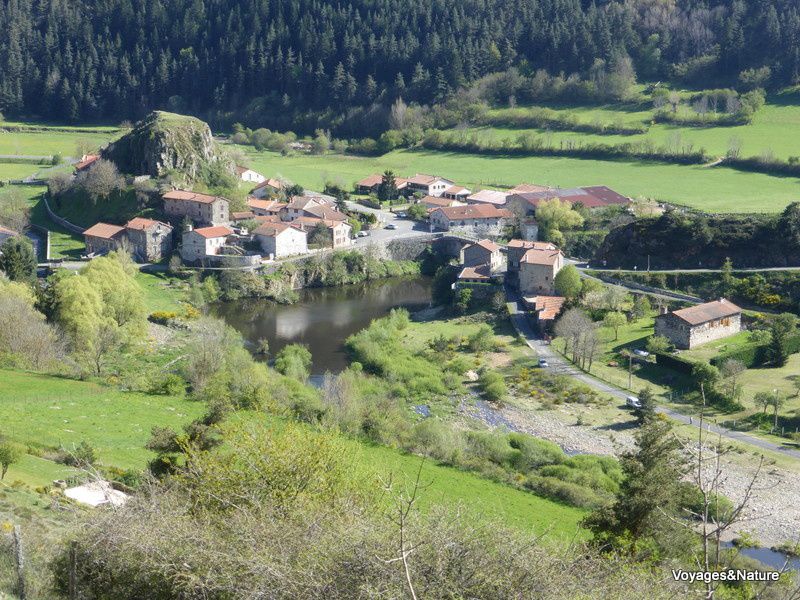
left=660, top=305, right=669, bottom=315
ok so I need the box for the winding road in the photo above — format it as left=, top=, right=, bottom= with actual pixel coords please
left=505, top=291, right=800, bottom=460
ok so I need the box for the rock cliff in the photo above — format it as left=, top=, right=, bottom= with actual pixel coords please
left=102, top=111, right=234, bottom=182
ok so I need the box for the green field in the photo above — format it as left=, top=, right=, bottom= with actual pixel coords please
left=0, top=369, right=204, bottom=474
left=135, top=272, right=189, bottom=313
left=0, top=128, right=118, bottom=157
left=478, top=94, right=800, bottom=161
left=243, top=148, right=800, bottom=213
left=0, top=162, right=46, bottom=180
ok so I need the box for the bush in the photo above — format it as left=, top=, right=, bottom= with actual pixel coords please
left=507, top=433, right=564, bottom=471
left=479, top=369, right=508, bottom=402
left=524, top=475, right=607, bottom=509
left=149, top=373, right=186, bottom=396
left=148, top=311, right=178, bottom=325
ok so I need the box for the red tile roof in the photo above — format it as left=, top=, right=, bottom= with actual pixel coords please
left=473, top=239, right=501, bottom=252
left=285, top=196, right=321, bottom=211
left=667, top=299, right=742, bottom=326
left=163, top=190, right=224, bottom=205
left=253, top=222, right=301, bottom=236
left=253, top=178, right=284, bottom=191
left=84, top=222, right=125, bottom=239
left=524, top=295, right=566, bottom=320
left=191, top=226, right=233, bottom=239
left=247, top=198, right=286, bottom=213
left=75, top=154, right=100, bottom=171
left=0, top=225, right=18, bottom=236
left=125, top=217, right=170, bottom=231
left=508, top=240, right=557, bottom=250
left=433, top=204, right=512, bottom=220
left=444, top=185, right=471, bottom=196
left=231, top=211, right=256, bottom=221
left=406, top=173, right=453, bottom=186
left=458, top=264, right=493, bottom=280
left=520, top=248, right=563, bottom=266
left=305, top=205, right=348, bottom=221
left=356, top=174, right=384, bottom=188
left=511, top=186, right=631, bottom=210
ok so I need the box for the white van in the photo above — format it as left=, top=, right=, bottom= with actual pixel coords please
left=626, top=396, right=642, bottom=409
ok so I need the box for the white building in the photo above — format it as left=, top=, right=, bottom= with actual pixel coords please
left=254, top=222, right=308, bottom=259
left=466, top=189, right=510, bottom=206
left=180, top=225, right=233, bottom=263
left=404, top=174, right=455, bottom=197
left=236, top=166, right=267, bottom=184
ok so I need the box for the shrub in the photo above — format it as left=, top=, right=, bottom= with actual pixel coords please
left=507, top=433, right=564, bottom=472
left=149, top=373, right=187, bottom=396
left=148, top=311, right=178, bottom=325
left=479, top=369, right=508, bottom=402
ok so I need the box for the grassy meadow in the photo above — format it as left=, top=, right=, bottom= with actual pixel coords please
left=243, top=147, right=800, bottom=213
left=0, top=369, right=204, bottom=475
left=0, top=127, right=118, bottom=157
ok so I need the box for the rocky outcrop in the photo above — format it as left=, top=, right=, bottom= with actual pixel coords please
left=102, top=111, right=234, bottom=182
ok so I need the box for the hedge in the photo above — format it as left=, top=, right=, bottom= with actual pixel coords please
left=710, top=332, right=800, bottom=368
left=655, top=352, right=698, bottom=375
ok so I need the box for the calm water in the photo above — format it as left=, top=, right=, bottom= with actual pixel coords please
left=212, top=276, right=432, bottom=374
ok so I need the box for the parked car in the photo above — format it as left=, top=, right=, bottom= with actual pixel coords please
left=538, top=358, right=549, bottom=368
left=633, top=349, right=650, bottom=357
left=357, top=230, right=369, bottom=238
left=626, top=396, right=642, bottom=409
left=385, top=223, right=397, bottom=230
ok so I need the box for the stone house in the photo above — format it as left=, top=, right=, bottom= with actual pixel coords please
left=163, top=190, right=230, bottom=226
left=518, top=247, right=564, bottom=296
left=83, top=222, right=126, bottom=256
left=507, top=240, right=557, bottom=272
left=253, top=222, right=308, bottom=259
left=654, top=299, right=742, bottom=350
left=180, top=225, right=233, bottom=263
left=428, top=204, right=512, bottom=236
left=460, top=239, right=503, bottom=272
left=124, top=218, right=173, bottom=262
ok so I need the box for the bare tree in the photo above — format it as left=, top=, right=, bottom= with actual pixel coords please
left=0, top=188, right=30, bottom=233
left=669, top=387, right=786, bottom=600
left=719, top=359, right=745, bottom=400
left=554, top=308, right=593, bottom=360
left=76, top=159, right=124, bottom=203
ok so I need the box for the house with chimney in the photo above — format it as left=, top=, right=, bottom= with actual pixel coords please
left=180, top=225, right=233, bottom=263
left=83, top=219, right=173, bottom=262
left=517, top=246, right=564, bottom=296
left=253, top=222, right=308, bottom=259
left=163, top=190, right=230, bottom=226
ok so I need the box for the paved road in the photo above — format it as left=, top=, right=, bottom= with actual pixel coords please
left=505, top=292, right=800, bottom=460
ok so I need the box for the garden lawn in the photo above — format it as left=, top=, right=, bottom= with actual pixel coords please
left=26, top=191, right=86, bottom=259
left=680, top=330, right=754, bottom=363
left=0, top=369, right=204, bottom=472
left=243, top=148, right=800, bottom=214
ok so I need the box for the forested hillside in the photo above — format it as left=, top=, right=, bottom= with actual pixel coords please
left=1, top=0, right=798, bottom=128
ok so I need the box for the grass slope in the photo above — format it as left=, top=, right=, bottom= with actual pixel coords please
left=243, top=148, right=800, bottom=213
left=0, top=369, right=204, bottom=473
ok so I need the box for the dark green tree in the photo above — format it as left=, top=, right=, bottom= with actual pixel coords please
left=768, top=313, right=797, bottom=367
left=0, top=236, right=36, bottom=282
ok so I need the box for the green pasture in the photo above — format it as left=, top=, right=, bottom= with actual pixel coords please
left=243, top=148, right=800, bottom=213
left=0, top=369, right=204, bottom=472
left=0, top=128, right=118, bottom=158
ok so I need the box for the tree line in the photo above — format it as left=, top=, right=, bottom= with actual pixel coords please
left=1, top=0, right=799, bottom=130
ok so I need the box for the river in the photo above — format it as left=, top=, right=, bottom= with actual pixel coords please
left=212, top=276, right=432, bottom=374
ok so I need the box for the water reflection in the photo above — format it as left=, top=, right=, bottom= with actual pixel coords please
left=212, top=277, right=432, bottom=374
